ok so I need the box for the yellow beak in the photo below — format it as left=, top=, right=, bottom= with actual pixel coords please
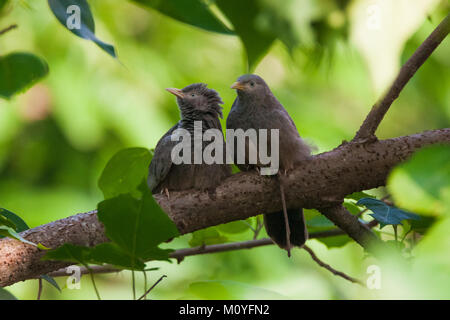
left=231, top=81, right=245, bottom=90
left=166, top=88, right=184, bottom=98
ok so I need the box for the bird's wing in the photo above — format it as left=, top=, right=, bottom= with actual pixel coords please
left=147, top=123, right=179, bottom=192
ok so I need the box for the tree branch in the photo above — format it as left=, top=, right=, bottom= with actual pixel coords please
left=0, top=13, right=449, bottom=288
left=0, top=24, right=17, bottom=36
left=47, top=223, right=378, bottom=278
left=1, top=129, right=448, bottom=287
left=353, top=13, right=450, bottom=142
left=319, top=204, right=379, bottom=248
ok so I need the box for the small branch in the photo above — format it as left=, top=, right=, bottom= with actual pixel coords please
left=48, top=223, right=378, bottom=278
left=0, top=24, right=17, bottom=36
left=137, top=275, right=166, bottom=300
left=320, top=204, right=381, bottom=250
left=302, top=245, right=363, bottom=285
left=37, top=278, right=42, bottom=300
left=353, top=13, right=450, bottom=141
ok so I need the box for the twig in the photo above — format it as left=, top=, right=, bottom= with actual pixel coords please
left=87, top=267, right=101, bottom=300
left=137, top=275, right=166, bottom=300
left=278, top=176, right=291, bottom=257
left=302, top=245, right=363, bottom=285
left=37, top=278, right=43, bottom=300
left=0, top=24, right=17, bottom=36
left=353, top=13, right=450, bottom=141
left=48, top=222, right=379, bottom=278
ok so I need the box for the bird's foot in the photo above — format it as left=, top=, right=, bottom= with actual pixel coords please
left=164, top=188, right=170, bottom=200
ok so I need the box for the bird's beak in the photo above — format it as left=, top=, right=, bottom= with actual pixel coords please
left=231, top=81, right=245, bottom=90
left=166, top=88, right=184, bottom=98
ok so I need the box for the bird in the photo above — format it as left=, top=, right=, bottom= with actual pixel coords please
left=226, top=74, right=311, bottom=255
left=148, top=83, right=231, bottom=195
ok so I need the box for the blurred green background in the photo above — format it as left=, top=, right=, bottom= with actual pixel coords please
left=0, top=0, right=449, bottom=299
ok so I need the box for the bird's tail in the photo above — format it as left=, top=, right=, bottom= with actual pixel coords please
left=264, top=208, right=308, bottom=250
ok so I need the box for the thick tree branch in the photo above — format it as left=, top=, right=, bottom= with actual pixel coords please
left=1, top=129, right=448, bottom=287
left=353, top=13, right=450, bottom=141
left=319, top=205, right=379, bottom=248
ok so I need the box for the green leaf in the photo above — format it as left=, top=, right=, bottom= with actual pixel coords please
left=132, top=0, right=232, bottom=35
left=98, top=148, right=152, bottom=199
left=216, top=0, right=276, bottom=71
left=346, top=191, right=376, bottom=201
left=189, top=227, right=228, bottom=247
left=40, top=275, right=62, bottom=293
left=0, top=0, right=8, bottom=11
left=357, top=198, right=421, bottom=229
left=0, top=226, right=38, bottom=246
left=0, top=215, right=16, bottom=229
left=88, top=243, right=147, bottom=269
left=343, top=201, right=363, bottom=215
left=0, top=288, right=17, bottom=300
left=44, top=243, right=146, bottom=270
left=0, top=52, right=49, bottom=99
left=216, top=220, right=250, bottom=234
left=48, top=0, right=116, bottom=57
left=388, top=145, right=450, bottom=216
left=410, top=216, right=436, bottom=235
left=97, top=192, right=179, bottom=261
left=0, top=208, right=30, bottom=232
left=317, top=235, right=351, bottom=248
left=306, top=215, right=335, bottom=229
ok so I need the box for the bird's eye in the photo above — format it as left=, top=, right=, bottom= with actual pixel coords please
left=191, top=93, right=195, bottom=97
left=250, top=81, right=255, bottom=87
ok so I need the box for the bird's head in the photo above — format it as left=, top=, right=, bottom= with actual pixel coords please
left=231, top=74, right=270, bottom=99
left=166, top=83, right=224, bottom=119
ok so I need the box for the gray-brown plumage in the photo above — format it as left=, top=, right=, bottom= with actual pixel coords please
left=148, top=83, right=231, bottom=194
left=226, top=74, right=311, bottom=253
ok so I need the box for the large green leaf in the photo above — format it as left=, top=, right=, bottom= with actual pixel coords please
left=98, top=148, right=152, bottom=199
left=48, top=0, right=116, bottom=57
left=132, top=0, right=232, bottom=35
left=97, top=192, right=179, bottom=262
left=216, top=0, right=275, bottom=71
left=0, top=52, right=49, bottom=99
left=388, top=145, right=450, bottom=216
left=357, top=198, right=420, bottom=228
left=44, top=242, right=146, bottom=270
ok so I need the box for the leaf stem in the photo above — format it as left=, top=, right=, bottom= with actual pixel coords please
left=87, top=266, right=101, bottom=300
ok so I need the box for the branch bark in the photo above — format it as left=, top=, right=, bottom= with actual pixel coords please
left=1, top=129, right=448, bottom=287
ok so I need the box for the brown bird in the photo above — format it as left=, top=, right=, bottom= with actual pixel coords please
left=226, top=74, right=311, bottom=255
left=148, top=83, right=231, bottom=194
